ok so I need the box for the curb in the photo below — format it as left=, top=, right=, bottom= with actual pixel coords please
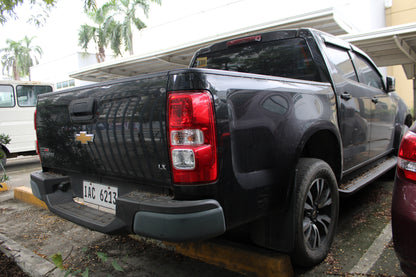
left=0, top=182, right=8, bottom=192
left=165, top=240, right=294, bottom=277
left=0, top=233, right=64, bottom=277
left=0, top=187, right=64, bottom=277
left=12, top=187, right=294, bottom=277
left=13, top=186, right=47, bottom=209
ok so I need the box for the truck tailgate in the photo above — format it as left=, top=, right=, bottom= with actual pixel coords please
left=36, top=74, right=171, bottom=188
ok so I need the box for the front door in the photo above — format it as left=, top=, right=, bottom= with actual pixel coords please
left=351, top=52, right=396, bottom=159
left=324, top=44, right=371, bottom=171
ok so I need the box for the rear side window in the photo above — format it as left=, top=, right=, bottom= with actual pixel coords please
left=16, top=85, right=53, bottom=107
left=193, top=38, right=321, bottom=82
left=325, top=45, right=357, bottom=82
left=0, top=85, right=14, bottom=108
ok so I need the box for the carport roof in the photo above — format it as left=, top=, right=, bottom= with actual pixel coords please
left=340, top=23, right=416, bottom=79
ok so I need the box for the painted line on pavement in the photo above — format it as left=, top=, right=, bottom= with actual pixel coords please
left=349, top=222, right=392, bottom=275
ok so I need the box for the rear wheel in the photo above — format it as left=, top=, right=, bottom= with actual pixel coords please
left=291, top=158, right=339, bottom=267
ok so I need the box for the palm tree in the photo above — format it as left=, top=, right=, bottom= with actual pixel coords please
left=79, top=6, right=112, bottom=63
left=109, top=0, right=161, bottom=56
left=1, top=39, right=22, bottom=80
left=20, top=36, right=43, bottom=80
left=0, top=36, right=43, bottom=80
left=82, top=0, right=161, bottom=57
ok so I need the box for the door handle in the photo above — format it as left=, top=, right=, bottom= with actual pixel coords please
left=372, top=97, right=378, bottom=104
left=341, top=92, right=352, bottom=100
left=69, top=97, right=97, bottom=122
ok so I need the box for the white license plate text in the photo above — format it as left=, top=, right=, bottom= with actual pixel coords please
left=83, top=181, right=118, bottom=210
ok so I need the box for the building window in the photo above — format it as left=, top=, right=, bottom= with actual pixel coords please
left=56, top=79, right=76, bottom=90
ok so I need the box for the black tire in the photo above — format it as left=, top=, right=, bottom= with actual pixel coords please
left=0, top=148, right=6, bottom=167
left=291, top=158, right=339, bottom=267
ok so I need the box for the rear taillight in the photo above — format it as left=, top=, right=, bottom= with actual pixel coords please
left=398, top=131, right=416, bottom=182
left=167, top=91, right=217, bottom=184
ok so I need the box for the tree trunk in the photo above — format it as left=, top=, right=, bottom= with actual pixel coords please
left=129, top=33, right=134, bottom=56
left=13, top=63, right=20, bottom=80
left=97, top=46, right=105, bottom=63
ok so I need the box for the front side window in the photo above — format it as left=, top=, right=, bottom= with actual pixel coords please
left=16, top=85, right=53, bottom=107
left=352, top=54, right=384, bottom=90
left=193, top=38, right=321, bottom=82
left=0, top=85, right=15, bottom=108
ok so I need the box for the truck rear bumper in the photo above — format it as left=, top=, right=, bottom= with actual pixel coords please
left=133, top=206, right=225, bottom=241
left=30, top=171, right=226, bottom=241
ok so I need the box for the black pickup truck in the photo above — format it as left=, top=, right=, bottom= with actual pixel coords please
left=31, top=28, right=412, bottom=266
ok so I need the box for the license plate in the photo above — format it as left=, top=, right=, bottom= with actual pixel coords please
left=83, top=181, right=118, bottom=210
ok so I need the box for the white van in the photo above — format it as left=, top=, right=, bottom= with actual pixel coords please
left=0, top=80, right=54, bottom=165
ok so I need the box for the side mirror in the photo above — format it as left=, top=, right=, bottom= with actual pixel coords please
left=386, top=76, right=395, bottom=92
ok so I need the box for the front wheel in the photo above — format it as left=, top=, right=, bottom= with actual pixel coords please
left=291, top=158, right=339, bottom=267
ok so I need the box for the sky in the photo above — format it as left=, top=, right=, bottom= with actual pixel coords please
left=0, top=0, right=89, bottom=64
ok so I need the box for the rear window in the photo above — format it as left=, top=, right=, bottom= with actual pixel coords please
left=192, top=38, right=321, bottom=82
left=16, top=85, right=53, bottom=107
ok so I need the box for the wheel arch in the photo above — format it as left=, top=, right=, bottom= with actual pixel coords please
left=405, top=113, right=413, bottom=128
left=393, top=113, right=413, bottom=153
left=297, top=124, right=342, bottom=182
left=0, top=144, right=10, bottom=156
left=250, top=123, right=343, bottom=254
left=0, top=144, right=10, bottom=166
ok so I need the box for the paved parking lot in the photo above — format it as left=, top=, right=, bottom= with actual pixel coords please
left=0, top=156, right=406, bottom=276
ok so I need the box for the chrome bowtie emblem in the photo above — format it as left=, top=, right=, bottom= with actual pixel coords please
left=75, top=131, right=94, bottom=144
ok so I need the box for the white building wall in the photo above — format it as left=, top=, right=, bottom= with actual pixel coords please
left=133, top=0, right=386, bottom=56
left=334, top=0, right=386, bottom=32
left=31, top=53, right=97, bottom=89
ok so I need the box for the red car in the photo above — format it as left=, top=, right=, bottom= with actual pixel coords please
left=392, top=124, right=416, bottom=276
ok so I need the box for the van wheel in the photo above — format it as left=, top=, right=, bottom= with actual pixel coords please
left=291, top=158, right=339, bottom=267
left=0, top=148, right=6, bottom=166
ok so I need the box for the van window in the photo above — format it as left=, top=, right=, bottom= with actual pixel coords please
left=0, top=85, right=15, bottom=108
left=16, top=85, right=53, bottom=107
